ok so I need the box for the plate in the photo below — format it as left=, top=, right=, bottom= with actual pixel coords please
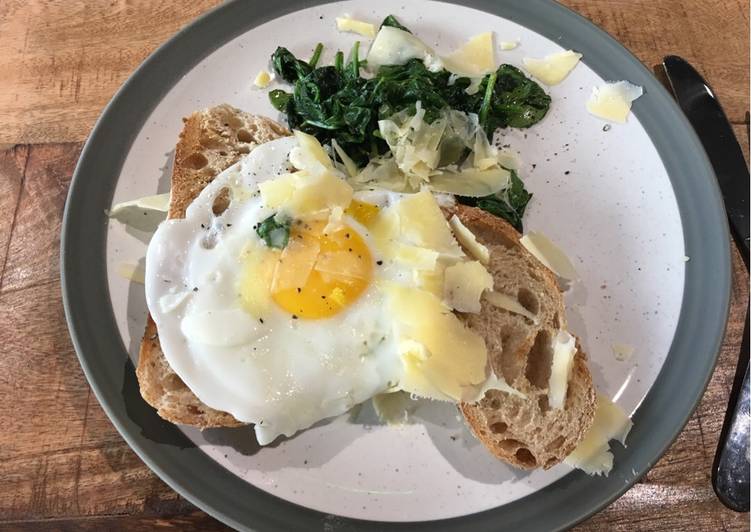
left=61, top=1, right=731, bottom=530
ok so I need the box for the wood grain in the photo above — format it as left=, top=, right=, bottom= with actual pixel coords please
left=1, top=144, right=80, bottom=293
left=563, top=0, right=750, bottom=124
left=0, top=0, right=221, bottom=145
left=0, top=0, right=747, bottom=145
left=0, top=1, right=749, bottom=530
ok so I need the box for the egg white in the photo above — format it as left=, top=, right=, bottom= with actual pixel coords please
left=145, top=137, right=417, bottom=444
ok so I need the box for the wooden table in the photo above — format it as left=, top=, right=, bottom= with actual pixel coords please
left=0, top=1, right=748, bottom=530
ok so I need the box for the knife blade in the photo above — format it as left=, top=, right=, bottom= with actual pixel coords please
left=663, top=55, right=750, bottom=513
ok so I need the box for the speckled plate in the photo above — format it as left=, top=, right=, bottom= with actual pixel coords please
left=61, top=1, right=731, bottom=530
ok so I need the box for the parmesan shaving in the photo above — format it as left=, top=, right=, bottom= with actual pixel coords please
left=336, top=16, right=377, bottom=38
left=449, top=215, right=490, bottom=264
left=586, top=81, right=643, bottom=123
left=443, top=261, right=494, bottom=313
left=484, top=291, right=539, bottom=324
left=564, top=395, right=633, bottom=475
left=548, top=330, right=577, bottom=409
left=522, top=50, right=582, bottom=86
left=520, top=232, right=578, bottom=281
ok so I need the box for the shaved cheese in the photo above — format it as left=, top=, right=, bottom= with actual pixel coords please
left=484, top=291, right=539, bottom=324
left=429, top=167, right=510, bottom=197
left=586, top=81, right=643, bottom=123
left=336, top=16, right=377, bottom=38
left=413, top=267, right=444, bottom=297
left=520, top=231, right=578, bottom=281
left=386, top=284, right=487, bottom=401
left=314, top=250, right=370, bottom=281
left=548, top=330, right=577, bottom=409
left=259, top=168, right=353, bottom=217
left=271, top=236, right=320, bottom=293
left=522, top=50, right=582, bottom=85
left=392, top=243, right=440, bottom=270
left=290, top=130, right=334, bottom=171
left=253, top=69, right=273, bottom=88
left=443, top=261, right=493, bottom=313
left=395, top=189, right=464, bottom=258
left=258, top=176, right=295, bottom=209
left=367, top=26, right=442, bottom=72
left=449, top=215, right=490, bottom=264
left=323, top=205, right=344, bottom=234
left=463, top=371, right=526, bottom=402
left=442, top=32, right=496, bottom=77
left=612, top=342, right=635, bottom=361
left=497, top=150, right=520, bottom=170
left=108, top=193, right=170, bottom=216
left=499, top=40, right=519, bottom=50
left=116, top=261, right=145, bottom=284
left=372, top=391, right=416, bottom=425
left=565, top=394, right=633, bottom=475
left=331, top=139, right=359, bottom=178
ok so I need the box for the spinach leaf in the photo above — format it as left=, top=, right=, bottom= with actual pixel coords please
left=477, top=65, right=552, bottom=133
left=458, top=171, right=532, bottom=232
left=269, top=89, right=292, bottom=112
left=271, top=47, right=312, bottom=83
left=256, top=214, right=291, bottom=249
left=380, top=15, right=411, bottom=33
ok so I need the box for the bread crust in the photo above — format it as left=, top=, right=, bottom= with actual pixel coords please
left=452, top=204, right=597, bottom=469
left=136, top=104, right=289, bottom=428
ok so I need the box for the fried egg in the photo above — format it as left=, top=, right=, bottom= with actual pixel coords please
left=145, top=132, right=491, bottom=444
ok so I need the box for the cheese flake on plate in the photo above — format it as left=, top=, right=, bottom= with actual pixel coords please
left=253, top=69, right=274, bottom=88
left=442, top=32, right=496, bottom=77
left=336, top=16, right=377, bottom=38
left=564, top=394, right=633, bottom=475
left=520, top=231, right=578, bottom=281
left=522, top=50, right=582, bottom=85
left=586, top=81, right=643, bottom=123
left=612, top=342, right=635, bottom=361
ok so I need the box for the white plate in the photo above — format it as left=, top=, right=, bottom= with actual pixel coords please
left=105, top=0, right=684, bottom=522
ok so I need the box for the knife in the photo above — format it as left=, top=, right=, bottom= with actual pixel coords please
left=663, top=55, right=750, bottom=513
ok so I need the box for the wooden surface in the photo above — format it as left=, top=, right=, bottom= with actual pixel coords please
left=0, top=1, right=748, bottom=530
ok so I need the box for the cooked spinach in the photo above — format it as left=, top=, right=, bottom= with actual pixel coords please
left=269, top=49, right=549, bottom=166
left=268, top=16, right=548, bottom=229
left=256, top=214, right=291, bottom=249
left=458, top=170, right=532, bottom=232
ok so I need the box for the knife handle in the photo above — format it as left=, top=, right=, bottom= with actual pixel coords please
left=712, top=309, right=750, bottom=512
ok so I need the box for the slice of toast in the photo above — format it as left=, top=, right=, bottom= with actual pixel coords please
left=136, top=104, right=596, bottom=469
left=136, top=104, right=289, bottom=428
left=453, top=205, right=596, bottom=469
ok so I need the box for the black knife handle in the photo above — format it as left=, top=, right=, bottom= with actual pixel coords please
left=712, top=309, right=750, bottom=512
left=663, top=56, right=750, bottom=267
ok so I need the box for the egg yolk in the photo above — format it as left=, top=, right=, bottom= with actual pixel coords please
left=270, top=220, right=373, bottom=319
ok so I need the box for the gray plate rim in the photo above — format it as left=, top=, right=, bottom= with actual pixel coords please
left=60, top=0, right=731, bottom=530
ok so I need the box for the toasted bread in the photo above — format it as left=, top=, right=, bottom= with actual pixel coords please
left=136, top=104, right=289, bottom=428
left=136, top=104, right=596, bottom=469
left=453, top=205, right=596, bottom=469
